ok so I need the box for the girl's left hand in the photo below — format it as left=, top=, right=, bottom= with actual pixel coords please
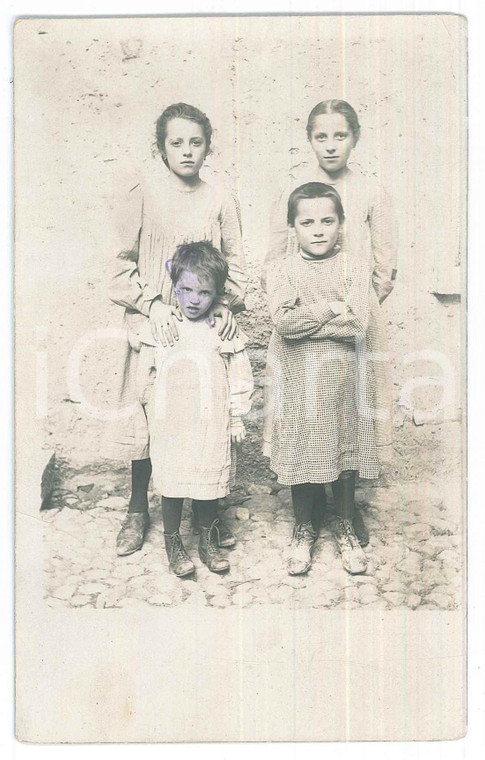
left=210, top=302, right=239, bottom=340
left=230, top=419, right=246, bottom=444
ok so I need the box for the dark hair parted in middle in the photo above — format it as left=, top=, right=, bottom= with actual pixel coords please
left=287, top=182, right=345, bottom=226
left=306, top=99, right=361, bottom=143
left=170, top=241, right=228, bottom=296
left=156, top=103, right=213, bottom=168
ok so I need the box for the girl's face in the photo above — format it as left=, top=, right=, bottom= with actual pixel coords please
left=163, top=118, right=207, bottom=178
left=293, top=197, right=341, bottom=258
left=309, top=113, right=356, bottom=175
left=174, top=269, right=217, bottom=320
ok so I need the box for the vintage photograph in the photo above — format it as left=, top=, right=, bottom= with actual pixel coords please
left=14, top=13, right=467, bottom=741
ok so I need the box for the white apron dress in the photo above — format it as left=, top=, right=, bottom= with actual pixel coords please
left=136, top=318, right=254, bottom=500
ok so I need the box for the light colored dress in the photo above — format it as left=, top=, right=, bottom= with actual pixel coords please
left=107, top=166, right=248, bottom=461
left=262, top=165, right=394, bottom=459
left=266, top=250, right=379, bottom=485
left=136, top=318, right=254, bottom=500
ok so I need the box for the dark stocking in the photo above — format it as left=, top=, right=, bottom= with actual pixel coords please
left=313, top=484, right=327, bottom=508
left=128, top=458, right=152, bottom=513
left=331, top=480, right=342, bottom=513
left=162, top=496, right=183, bottom=534
left=331, top=470, right=356, bottom=522
left=311, top=484, right=327, bottom=533
left=291, top=484, right=319, bottom=526
left=193, top=499, right=219, bottom=528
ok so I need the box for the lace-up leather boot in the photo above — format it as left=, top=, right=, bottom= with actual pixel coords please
left=116, top=512, right=149, bottom=556
left=352, top=508, right=369, bottom=547
left=164, top=531, right=195, bottom=577
left=287, top=521, right=317, bottom=575
left=198, top=520, right=230, bottom=573
left=215, top=519, right=236, bottom=548
left=331, top=517, right=368, bottom=574
left=191, top=504, right=236, bottom=547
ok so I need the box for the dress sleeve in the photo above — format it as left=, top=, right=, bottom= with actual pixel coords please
left=223, top=349, right=254, bottom=419
left=260, top=186, right=290, bottom=292
left=108, top=184, right=163, bottom=317
left=307, top=259, right=370, bottom=343
left=266, top=260, right=338, bottom=340
left=368, top=181, right=398, bottom=304
left=219, top=193, right=248, bottom=314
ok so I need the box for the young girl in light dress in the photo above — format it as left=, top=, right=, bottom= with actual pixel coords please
left=262, top=99, right=395, bottom=547
left=137, top=242, right=253, bottom=576
left=109, top=103, right=248, bottom=557
left=265, top=182, right=376, bottom=576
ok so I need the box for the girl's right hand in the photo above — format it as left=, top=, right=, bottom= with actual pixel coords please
left=148, top=299, right=183, bottom=347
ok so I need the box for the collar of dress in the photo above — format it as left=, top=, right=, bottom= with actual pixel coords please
left=299, top=245, right=341, bottom=263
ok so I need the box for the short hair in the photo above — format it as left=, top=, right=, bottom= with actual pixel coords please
left=306, top=99, right=361, bottom=143
left=170, top=241, right=228, bottom=296
left=287, top=182, right=345, bottom=226
left=156, top=103, right=212, bottom=168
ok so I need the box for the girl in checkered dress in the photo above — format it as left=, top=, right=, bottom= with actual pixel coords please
left=262, top=99, right=394, bottom=554
left=265, top=182, right=376, bottom=575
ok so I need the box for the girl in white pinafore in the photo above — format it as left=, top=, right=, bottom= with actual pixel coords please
left=108, top=103, right=247, bottom=558
left=137, top=242, right=253, bottom=577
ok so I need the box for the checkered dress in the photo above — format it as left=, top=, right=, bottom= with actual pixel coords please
left=261, top=166, right=394, bottom=457
left=265, top=251, right=380, bottom=485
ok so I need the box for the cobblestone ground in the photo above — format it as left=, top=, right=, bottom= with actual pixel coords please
left=43, top=465, right=463, bottom=611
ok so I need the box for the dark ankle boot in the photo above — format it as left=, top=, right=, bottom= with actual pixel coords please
left=164, top=531, right=195, bottom=577
left=116, top=511, right=149, bottom=556
left=352, top=507, right=369, bottom=547
left=198, top=520, right=230, bottom=573
left=215, top=515, right=236, bottom=548
left=192, top=504, right=236, bottom=548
